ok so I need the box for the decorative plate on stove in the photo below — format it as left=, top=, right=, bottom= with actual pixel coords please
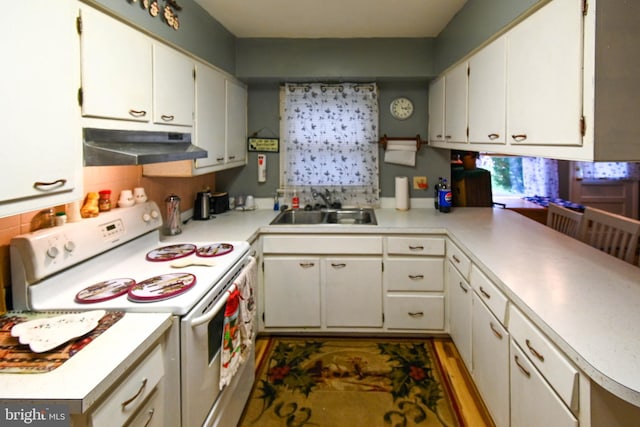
left=196, top=243, right=234, bottom=257
left=75, top=278, right=135, bottom=303
left=128, top=273, right=196, bottom=302
left=146, top=243, right=196, bottom=261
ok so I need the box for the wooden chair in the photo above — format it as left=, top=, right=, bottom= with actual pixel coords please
left=546, top=203, right=583, bottom=238
left=577, top=206, right=640, bottom=264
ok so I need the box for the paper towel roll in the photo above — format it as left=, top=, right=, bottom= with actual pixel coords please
left=384, top=140, right=417, bottom=166
left=395, top=176, right=410, bottom=210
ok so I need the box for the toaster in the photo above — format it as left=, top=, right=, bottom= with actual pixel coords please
left=210, top=192, right=229, bottom=214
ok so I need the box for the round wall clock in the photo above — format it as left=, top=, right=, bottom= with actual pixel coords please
left=390, top=97, right=414, bottom=120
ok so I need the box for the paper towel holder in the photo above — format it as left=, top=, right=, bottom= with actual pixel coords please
left=379, top=134, right=426, bottom=151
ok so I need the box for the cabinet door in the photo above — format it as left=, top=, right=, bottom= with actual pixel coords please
left=325, top=257, right=382, bottom=327
left=510, top=341, right=578, bottom=427
left=428, top=76, right=445, bottom=143
left=225, top=79, right=248, bottom=165
left=468, top=36, right=506, bottom=144
left=506, top=0, right=583, bottom=146
left=447, top=262, right=472, bottom=371
left=194, top=63, right=226, bottom=169
left=444, top=62, right=468, bottom=143
left=1, top=0, right=81, bottom=213
left=79, top=5, right=152, bottom=122
left=263, top=257, right=321, bottom=327
left=472, top=293, right=509, bottom=427
left=152, top=44, right=194, bottom=126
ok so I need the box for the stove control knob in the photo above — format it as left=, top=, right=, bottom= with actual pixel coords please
left=142, top=212, right=151, bottom=222
left=64, top=241, right=76, bottom=253
left=150, top=209, right=160, bottom=219
left=46, top=246, right=60, bottom=259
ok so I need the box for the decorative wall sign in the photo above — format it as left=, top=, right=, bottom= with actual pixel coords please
left=129, top=0, right=182, bottom=30
left=248, top=137, right=280, bottom=153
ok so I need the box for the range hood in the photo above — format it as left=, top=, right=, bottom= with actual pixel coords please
left=83, top=128, right=208, bottom=166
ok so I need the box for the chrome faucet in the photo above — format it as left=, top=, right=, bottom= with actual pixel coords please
left=311, top=188, right=332, bottom=208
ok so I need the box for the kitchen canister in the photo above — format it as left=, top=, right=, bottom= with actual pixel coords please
left=165, top=194, right=182, bottom=235
left=395, top=176, right=410, bottom=210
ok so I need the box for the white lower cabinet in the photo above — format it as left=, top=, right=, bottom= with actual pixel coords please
left=472, top=293, right=509, bottom=427
left=263, top=256, right=321, bottom=328
left=447, top=261, right=472, bottom=370
left=511, top=340, right=579, bottom=427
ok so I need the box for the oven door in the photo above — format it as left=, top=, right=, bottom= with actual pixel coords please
left=179, top=256, right=253, bottom=427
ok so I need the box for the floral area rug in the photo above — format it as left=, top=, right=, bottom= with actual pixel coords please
left=239, top=337, right=462, bottom=427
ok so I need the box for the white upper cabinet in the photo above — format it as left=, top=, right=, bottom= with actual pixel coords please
left=428, top=76, right=445, bottom=143
left=193, top=62, right=226, bottom=170
left=152, top=44, right=194, bottom=127
left=79, top=5, right=153, bottom=123
left=468, top=36, right=506, bottom=145
left=505, top=0, right=583, bottom=147
left=225, top=79, right=248, bottom=167
left=444, top=62, right=468, bottom=144
left=1, top=0, right=82, bottom=217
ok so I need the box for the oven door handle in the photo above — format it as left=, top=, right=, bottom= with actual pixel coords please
left=190, top=283, right=236, bottom=328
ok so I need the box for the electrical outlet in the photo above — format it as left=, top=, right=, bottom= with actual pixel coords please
left=413, top=176, right=428, bottom=190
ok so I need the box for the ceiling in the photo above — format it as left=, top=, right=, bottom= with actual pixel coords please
left=194, top=0, right=467, bottom=38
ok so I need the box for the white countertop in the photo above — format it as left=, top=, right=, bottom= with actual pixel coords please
left=0, top=312, right=172, bottom=413
left=164, top=204, right=640, bottom=407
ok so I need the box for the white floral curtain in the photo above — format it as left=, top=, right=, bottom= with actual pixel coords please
left=522, top=157, right=559, bottom=198
left=575, top=162, right=640, bottom=180
left=279, top=83, right=380, bottom=207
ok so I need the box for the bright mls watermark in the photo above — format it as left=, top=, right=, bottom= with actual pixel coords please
left=0, top=404, right=69, bottom=426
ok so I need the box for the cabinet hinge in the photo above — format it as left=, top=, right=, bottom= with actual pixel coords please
left=76, top=14, right=82, bottom=35
left=580, top=116, right=586, bottom=136
left=467, top=65, right=470, bottom=77
left=193, top=67, right=196, bottom=81
left=466, top=126, right=469, bottom=138
left=382, top=312, right=385, bottom=323
left=262, top=312, right=265, bottom=322
left=77, top=87, right=83, bottom=107
left=582, top=0, right=589, bottom=16
left=381, top=261, right=384, bottom=272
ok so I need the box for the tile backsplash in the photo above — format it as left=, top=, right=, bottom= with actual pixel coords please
left=0, top=165, right=216, bottom=311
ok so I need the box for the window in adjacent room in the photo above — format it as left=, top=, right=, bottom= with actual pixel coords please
left=279, top=83, right=380, bottom=207
left=477, top=155, right=559, bottom=198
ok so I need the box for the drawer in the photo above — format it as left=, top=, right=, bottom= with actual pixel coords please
left=470, top=264, right=508, bottom=325
left=386, top=236, right=445, bottom=256
left=91, top=345, right=165, bottom=427
left=386, top=258, right=444, bottom=292
left=509, top=305, right=579, bottom=411
left=446, top=239, right=471, bottom=279
left=128, top=386, right=164, bottom=427
left=385, top=294, right=444, bottom=330
left=263, top=235, right=382, bottom=254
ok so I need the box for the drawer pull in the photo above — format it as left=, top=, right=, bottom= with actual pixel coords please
left=511, top=133, right=527, bottom=142
left=459, top=282, right=468, bottom=293
left=488, top=133, right=500, bottom=140
left=408, top=311, right=424, bottom=318
left=128, top=109, right=147, bottom=117
left=526, top=339, right=545, bottom=362
left=452, top=254, right=461, bottom=264
left=143, top=408, right=155, bottom=427
left=121, top=378, right=147, bottom=409
left=514, top=355, right=531, bottom=378
left=479, top=286, right=491, bottom=299
left=299, top=262, right=315, bottom=268
left=160, top=114, right=175, bottom=122
left=408, top=245, right=424, bottom=251
left=489, top=322, right=503, bottom=339
left=331, top=263, right=347, bottom=269
left=408, top=274, right=424, bottom=280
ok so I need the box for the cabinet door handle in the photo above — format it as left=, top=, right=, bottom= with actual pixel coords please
left=479, top=286, right=491, bottom=299
left=436, top=134, right=443, bottom=138
left=445, top=135, right=452, bottom=139
left=452, top=254, right=461, bottom=264
left=216, top=157, right=225, bottom=162
left=525, top=339, right=545, bottom=362
left=408, top=311, right=424, bottom=318
left=33, top=178, right=67, bottom=191
left=229, top=155, right=236, bottom=160
left=408, top=245, right=424, bottom=251
left=514, top=355, right=531, bottom=378
left=299, top=262, right=315, bottom=268
left=142, top=408, right=155, bottom=427
left=128, top=109, right=147, bottom=117
left=489, top=322, right=503, bottom=339
left=160, top=114, right=175, bottom=122
left=121, top=378, right=147, bottom=409
left=488, top=133, right=500, bottom=140
left=511, top=133, right=527, bottom=142
left=331, top=263, right=347, bottom=269
left=408, top=274, right=424, bottom=280
left=459, top=281, right=468, bottom=293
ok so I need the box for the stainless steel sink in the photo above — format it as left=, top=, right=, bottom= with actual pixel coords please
left=270, top=208, right=377, bottom=225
